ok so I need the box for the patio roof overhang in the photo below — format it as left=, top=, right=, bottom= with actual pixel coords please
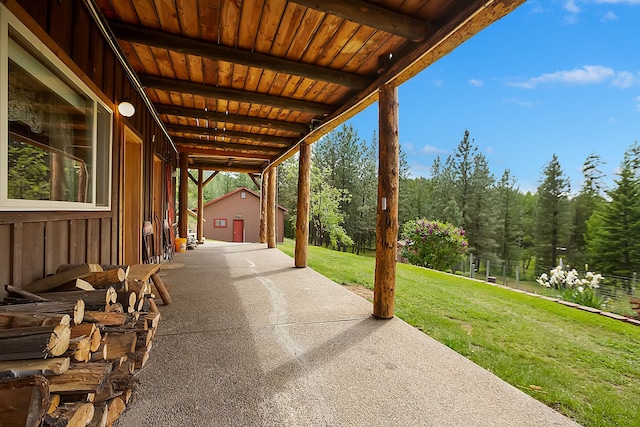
left=92, top=0, right=525, bottom=172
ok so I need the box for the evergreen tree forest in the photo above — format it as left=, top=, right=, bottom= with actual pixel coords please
left=192, top=125, right=640, bottom=280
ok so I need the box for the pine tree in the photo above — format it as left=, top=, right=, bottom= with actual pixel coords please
left=429, top=156, right=461, bottom=225
left=535, top=154, right=571, bottom=272
left=465, top=153, right=496, bottom=266
left=496, top=169, right=521, bottom=273
left=451, top=130, right=477, bottom=227
left=568, top=153, right=605, bottom=266
left=586, top=143, right=640, bottom=276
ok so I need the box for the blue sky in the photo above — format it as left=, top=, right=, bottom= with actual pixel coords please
left=345, top=0, right=640, bottom=193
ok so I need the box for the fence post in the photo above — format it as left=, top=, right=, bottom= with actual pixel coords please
left=633, top=272, right=637, bottom=296
left=486, top=260, right=490, bottom=282
left=469, top=254, right=474, bottom=279
left=503, top=264, right=507, bottom=285
left=516, top=265, right=520, bottom=288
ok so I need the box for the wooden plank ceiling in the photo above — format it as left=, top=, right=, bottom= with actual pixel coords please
left=94, top=0, right=525, bottom=174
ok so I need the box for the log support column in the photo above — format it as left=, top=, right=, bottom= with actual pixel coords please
left=178, top=153, right=189, bottom=239
left=267, top=166, right=277, bottom=248
left=295, top=142, right=311, bottom=267
left=259, top=170, right=268, bottom=243
left=197, top=169, right=204, bottom=243
left=373, top=85, right=399, bottom=319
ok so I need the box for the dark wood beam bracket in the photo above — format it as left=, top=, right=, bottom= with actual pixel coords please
left=140, top=75, right=335, bottom=115
left=290, top=0, right=433, bottom=42
left=108, top=21, right=370, bottom=89
left=166, top=124, right=297, bottom=147
left=155, top=104, right=309, bottom=134
left=189, top=162, right=264, bottom=173
left=248, top=173, right=261, bottom=189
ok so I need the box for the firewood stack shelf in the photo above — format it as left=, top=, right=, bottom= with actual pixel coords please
left=0, top=263, right=172, bottom=427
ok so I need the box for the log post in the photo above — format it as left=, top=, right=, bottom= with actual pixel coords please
left=294, top=142, right=311, bottom=267
left=259, top=170, right=268, bottom=243
left=178, top=153, right=189, bottom=239
left=267, top=166, right=277, bottom=248
left=373, top=84, right=399, bottom=319
left=197, top=168, right=204, bottom=244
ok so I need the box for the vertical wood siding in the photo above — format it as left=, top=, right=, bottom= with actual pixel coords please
left=0, top=0, right=177, bottom=298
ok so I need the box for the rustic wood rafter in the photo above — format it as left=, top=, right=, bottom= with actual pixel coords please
left=173, top=137, right=281, bottom=154
left=155, top=105, right=309, bottom=134
left=109, top=21, right=371, bottom=89
left=189, top=162, right=264, bottom=173
left=140, top=75, right=335, bottom=115
left=289, top=0, right=434, bottom=42
left=166, top=124, right=297, bottom=147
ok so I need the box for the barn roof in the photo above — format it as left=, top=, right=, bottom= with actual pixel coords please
left=93, top=0, right=524, bottom=173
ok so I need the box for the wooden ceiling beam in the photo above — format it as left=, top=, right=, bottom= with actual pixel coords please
left=173, top=137, right=281, bottom=154
left=166, top=124, right=297, bottom=147
left=155, top=104, right=309, bottom=134
left=108, top=21, right=370, bottom=89
left=290, top=0, right=433, bottom=42
left=189, top=162, right=264, bottom=174
left=140, top=75, right=335, bottom=115
left=176, top=146, right=275, bottom=160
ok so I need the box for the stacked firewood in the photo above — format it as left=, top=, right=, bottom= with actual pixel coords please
left=0, top=263, right=171, bottom=427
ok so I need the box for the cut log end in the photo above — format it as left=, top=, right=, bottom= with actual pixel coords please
left=73, top=300, right=85, bottom=326
left=48, top=324, right=71, bottom=357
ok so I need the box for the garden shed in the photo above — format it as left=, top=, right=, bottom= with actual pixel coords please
left=201, top=187, right=286, bottom=243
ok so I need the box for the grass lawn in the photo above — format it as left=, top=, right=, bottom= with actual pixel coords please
left=278, top=239, right=640, bottom=427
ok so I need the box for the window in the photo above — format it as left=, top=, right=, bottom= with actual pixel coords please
left=214, top=218, right=227, bottom=228
left=0, top=6, right=112, bottom=210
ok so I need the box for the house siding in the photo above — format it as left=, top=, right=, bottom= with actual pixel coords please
left=0, top=0, right=177, bottom=297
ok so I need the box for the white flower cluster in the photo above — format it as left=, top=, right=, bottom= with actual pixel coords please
left=536, top=265, right=603, bottom=291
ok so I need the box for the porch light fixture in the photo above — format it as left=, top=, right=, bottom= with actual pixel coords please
left=118, top=100, right=135, bottom=117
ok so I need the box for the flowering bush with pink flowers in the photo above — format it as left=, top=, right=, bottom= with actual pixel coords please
left=400, top=219, right=468, bottom=271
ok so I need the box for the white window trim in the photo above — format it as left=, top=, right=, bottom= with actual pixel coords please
left=0, top=5, right=113, bottom=211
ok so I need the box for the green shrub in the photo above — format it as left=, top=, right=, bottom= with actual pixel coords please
left=400, top=219, right=468, bottom=271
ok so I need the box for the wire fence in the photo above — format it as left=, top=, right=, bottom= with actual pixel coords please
left=452, top=256, right=637, bottom=317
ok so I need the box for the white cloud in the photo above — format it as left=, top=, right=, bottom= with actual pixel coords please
left=421, top=145, right=448, bottom=155
left=634, top=95, right=640, bottom=111
left=593, top=0, right=640, bottom=4
left=529, top=1, right=546, bottom=13
left=503, top=98, right=537, bottom=108
left=601, top=11, right=619, bottom=21
left=433, top=79, right=443, bottom=87
left=564, top=0, right=581, bottom=13
left=613, top=71, right=640, bottom=88
left=507, top=65, right=640, bottom=89
left=469, top=79, right=484, bottom=87
left=485, top=147, right=494, bottom=155
left=409, top=163, right=432, bottom=178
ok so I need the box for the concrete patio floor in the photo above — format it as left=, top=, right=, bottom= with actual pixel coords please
left=117, top=241, right=578, bottom=426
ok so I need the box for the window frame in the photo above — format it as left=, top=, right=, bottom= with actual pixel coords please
left=214, top=218, right=227, bottom=228
left=0, top=5, right=113, bottom=211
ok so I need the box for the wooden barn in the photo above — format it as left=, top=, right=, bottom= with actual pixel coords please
left=201, top=187, right=285, bottom=243
left=0, top=0, right=525, bottom=314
